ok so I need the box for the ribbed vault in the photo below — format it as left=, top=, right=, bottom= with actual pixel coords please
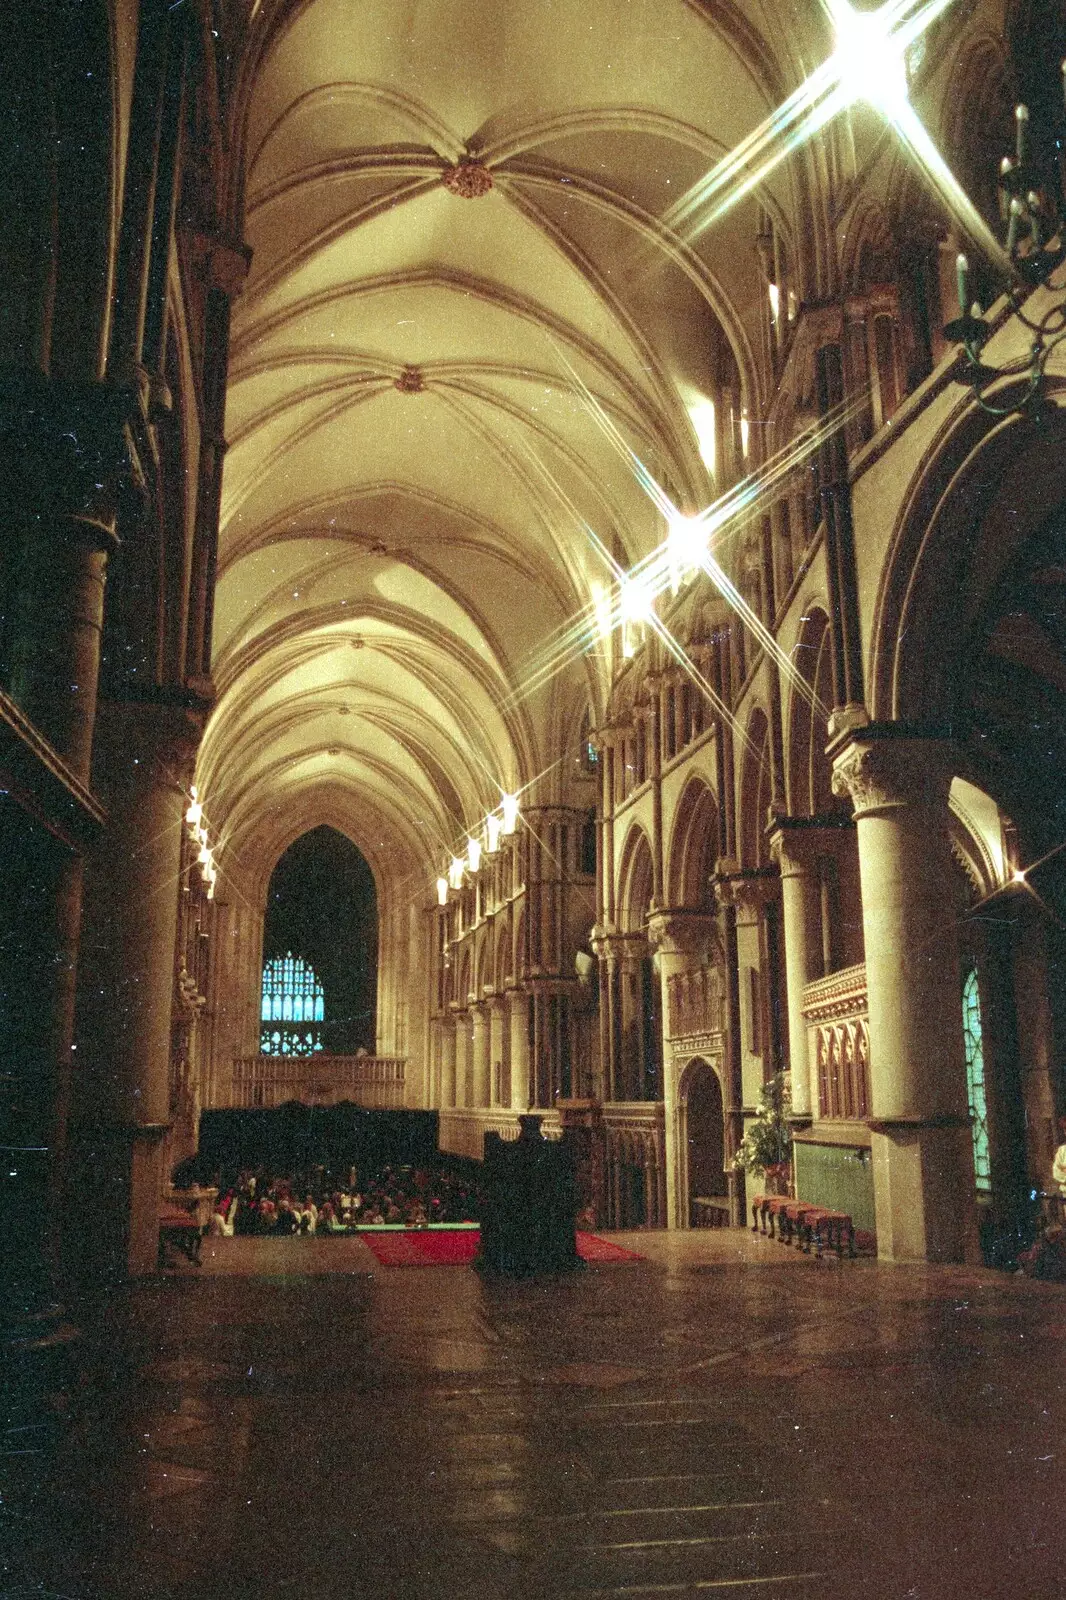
left=203, top=0, right=812, bottom=905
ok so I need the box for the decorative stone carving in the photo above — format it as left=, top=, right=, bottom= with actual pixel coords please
left=666, top=966, right=724, bottom=1040
left=711, top=861, right=779, bottom=917
left=830, top=736, right=951, bottom=818
left=395, top=366, right=425, bottom=394
left=646, top=907, right=714, bottom=957
left=442, top=159, right=493, bottom=198
left=802, top=961, right=870, bottom=1122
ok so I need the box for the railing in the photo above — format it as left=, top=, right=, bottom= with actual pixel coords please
left=228, top=1054, right=406, bottom=1110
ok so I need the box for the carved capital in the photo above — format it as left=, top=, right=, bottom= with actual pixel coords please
left=646, top=907, right=715, bottom=957
left=768, top=814, right=851, bottom=873
left=590, top=926, right=644, bottom=962
left=831, top=736, right=952, bottom=819
left=711, top=860, right=779, bottom=917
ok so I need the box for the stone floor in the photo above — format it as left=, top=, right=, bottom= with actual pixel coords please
left=5, top=1227, right=1066, bottom=1599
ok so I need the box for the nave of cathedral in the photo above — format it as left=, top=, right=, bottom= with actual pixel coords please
left=5, top=0, right=1066, bottom=1591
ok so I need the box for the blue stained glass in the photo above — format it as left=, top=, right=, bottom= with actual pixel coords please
left=260, top=954, right=326, bottom=1055
left=962, top=967, right=991, bottom=1196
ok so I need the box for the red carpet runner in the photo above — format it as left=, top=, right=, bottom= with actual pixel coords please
left=359, top=1228, right=643, bottom=1268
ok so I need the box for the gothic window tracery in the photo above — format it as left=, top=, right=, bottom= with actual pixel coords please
left=260, top=953, right=325, bottom=1055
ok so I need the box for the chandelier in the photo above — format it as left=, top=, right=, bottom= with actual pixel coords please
left=946, top=88, right=1066, bottom=416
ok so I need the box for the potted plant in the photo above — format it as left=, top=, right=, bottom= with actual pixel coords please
left=732, top=1071, right=793, bottom=1195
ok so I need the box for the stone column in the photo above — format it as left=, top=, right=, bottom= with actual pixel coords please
left=591, top=926, right=620, bottom=1103
left=0, top=376, right=128, bottom=1362
left=471, top=1005, right=491, bottom=1108
left=768, top=822, right=836, bottom=1121
left=508, top=989, right=531, bottom=1110
left=618, top=942, right=646, bottom=1101
left=440, top=1017, right=457, bottom=1108
left=488, top=997, right=507, bottom=1106
left=4, top=379, right=130, bottom=780
left=72, top=698, right=201, bottom=1279
left=647, top=909, right=715, bottom=1228
left=713, top=863, right=779, bottom=1223
left=832, top=734, right=976, bottom=1262
left=427, top=1017, right=441, bottom=1108
left=454, top=1014, right=472, bottom=1108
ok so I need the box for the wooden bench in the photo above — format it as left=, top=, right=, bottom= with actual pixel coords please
left=158, top=1205, right=204, bottom=1267
left=692, top=1196, right=732, bottom=1228
left=805, top=1208, right=856, bottom=1259
left=752, top=1193, right=856, bottom=1258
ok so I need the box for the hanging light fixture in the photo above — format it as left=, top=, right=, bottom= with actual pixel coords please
left=436, top=876, right=449, bottom=906
left=466, top=835, right=482, bottom=873
left=501, top=793, right=520, bottom=834
left=945, top=76, right=1066, bottom=416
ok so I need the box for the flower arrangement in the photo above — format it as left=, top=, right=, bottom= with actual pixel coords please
left=732, top=1071, right=792, bottom=1187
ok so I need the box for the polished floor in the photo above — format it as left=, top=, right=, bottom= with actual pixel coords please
left=6, top=1228, right=1066, bottom=1599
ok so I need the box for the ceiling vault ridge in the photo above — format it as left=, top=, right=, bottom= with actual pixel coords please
left=229, top=353, right=664, bottom=469
left=433, top=373, right=673, bottom=515
left=427, top=385, right=629, bottom=597
left=217, top=480, right=548, bottom=579
left=497, top=164, right=764, bottom=429
left=247, top=80, right=468, bottom=190
left=226, top=359, right=666, bottom=484
left=247, top=150, right=452, bottom=218
left=682, top=0, right=786, bottom=102
left=227, top=775, right=443, bottom=890
left=215, top=520, right=576, bottom=698
left=209, top=600, right=541, bottom=779
left=229, top=269, right=661, bottom=419
left=224, top=379, right=426, bottom=522
left=207, top=689, right=498, bottom=822
left=496, top=183, right=709, bottom=495
left=237, top=175, right=443, bottom=312
left=225, top=370, right=394, bottom=452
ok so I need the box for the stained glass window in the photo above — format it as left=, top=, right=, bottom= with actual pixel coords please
left=962, top=967, right=991, bottom=1195
left=260, top=954, right=325, bottom=1054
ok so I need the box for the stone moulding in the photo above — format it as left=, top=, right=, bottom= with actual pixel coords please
left=802, top=960, right=867, bottom=1023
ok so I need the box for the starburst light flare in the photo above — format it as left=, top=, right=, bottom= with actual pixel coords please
left=546, top=343, right=861, bottom=716
left=663, top=0, right=1005, bottom=271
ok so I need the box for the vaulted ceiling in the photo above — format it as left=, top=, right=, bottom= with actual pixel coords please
left=199, top=0, right=818, bottom=892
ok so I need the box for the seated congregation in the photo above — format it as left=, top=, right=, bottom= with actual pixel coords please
left=208, top=1162, right=481, bottom=1238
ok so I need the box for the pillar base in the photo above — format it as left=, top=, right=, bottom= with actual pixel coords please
left=869, top=1119, right=979, bottom=1263
left=67, top=1122, right=169, bottom=1283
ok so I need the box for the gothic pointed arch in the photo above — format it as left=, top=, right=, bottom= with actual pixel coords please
left=666, top=777, right=719, bottom=908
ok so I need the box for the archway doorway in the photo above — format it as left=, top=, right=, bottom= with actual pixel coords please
left=262, top=827, right=378, bottom=1055
left=684, top=1059, right=726, bottom=1225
